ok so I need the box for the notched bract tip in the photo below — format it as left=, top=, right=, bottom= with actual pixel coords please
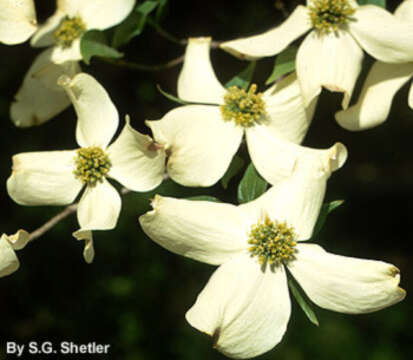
left=398, top=287, right=407, bottom=298
left=211, top=327, right=221, bottom=348
left=57, top=74, right=72, bottom=88
left=10, top=154, right=21, bottom=172
left=389, top=266, right=400, bottom=277
left=387, top=266, right=406, bottom=301
left=8, top=229, right=30, bottom=250
left=147, top=141, right=164, bottom=152
left=150, top=195, right=162, bottom=210
left=188, top=36, right=212, bottom=44
left=324, top=142, right=348, bottom=174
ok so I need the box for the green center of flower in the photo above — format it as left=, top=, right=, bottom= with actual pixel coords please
left=73, top=147, right=112, bottom=186
left=54, top=16, right=86, bottom=48
left=220, top=84, right=267, bottom=128
left=309, top=0, right=355, bottom=34
left=248, top=216, right=297, bottom=266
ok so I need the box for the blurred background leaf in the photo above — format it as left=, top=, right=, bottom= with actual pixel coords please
left=112, top=0, right=160, bottom=48
left=237, top=162, right=268, bottom=204
left=225, top=61, right=256, bottom=89
left=266, top=45, right=297, bottom=85
left=80, top=30, right=123, bottom=65
left=358, top=0, right=386, bottom=8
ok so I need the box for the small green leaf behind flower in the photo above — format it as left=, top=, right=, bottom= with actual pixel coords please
left=288, top=199, right=343, bottom=325
left=357, top=0, right=386, bottom=8
left=237, top=163, right=268, bottom=204
left=221, top=155, right=245, bottom=189
left=112, top=0, right=160, bottom=48
left=225, top=61, right=256, bottom=90
left=155, top=0, right=169, bottom=23
left=313, top=200, right=344, bottom=237
left=266, top=45, right=298, bottom=85
left=156, top=85, right=220, bottom=106
left=157, top=85, right=191, bottom=105
left=287, top=272, right=319, bottom=326
left=80, top=30, right=123, bottom=65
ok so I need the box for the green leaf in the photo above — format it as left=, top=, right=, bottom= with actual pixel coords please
left=156, top=85, right=220, bottom=106
left=221, top=155, right=245, bottom=189
left=112, top=0, right=159, bottom=48
left=266, top=45, right=298, bottom=85
left=80, top=30, right=123, bottom=65
left=288, top=275, right=319, bottom=326
left=357, top=0, right=386, bottom=8
left=237, top=163, right=268, bottom=204
left=313, top=200, right=344, bottom=236
left=155, top=0, right=169, bottom=23
left=225, top=61, right=256, bottom=90
left=156, top=85, right=191, bottom=105
left=186, top=196, right=221, bottom=202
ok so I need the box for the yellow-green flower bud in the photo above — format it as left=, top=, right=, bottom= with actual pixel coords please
left=220, top=84, right=267, bottom=128
left=54, top=16, right=86, bottom=48
left=74, top=147, right=112, bottom=187
left=309, top=0, right=355, bottom=34
left=248, top=215, right=297, bottom=267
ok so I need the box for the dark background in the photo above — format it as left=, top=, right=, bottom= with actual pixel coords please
left=0, top=0, right=411, bottom=359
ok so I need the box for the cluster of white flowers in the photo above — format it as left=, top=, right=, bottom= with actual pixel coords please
left=0, top=0, right=411, bottom=358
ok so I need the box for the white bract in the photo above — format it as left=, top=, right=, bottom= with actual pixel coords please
left=7, top=73, right=166, bottom=263
left=336, top=0, right=413, bottom=130
left=0, top=230, right=29, bottom=278
left=11, top=49, right=81, bottom=128
left=10, top=0, right=135, bottom=127
left=220, top=0, right=413, bottom=109
left=31, top=0, right=135, bottom=64
left=147, top=37, right=347, bottom=187
left=139, top=158, right=405, bottom=359
left=0, top=0, right=37, bottom=44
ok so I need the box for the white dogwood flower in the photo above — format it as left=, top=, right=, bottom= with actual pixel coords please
left=139, top=157, right=405, bottom=360
left=7, top=73, right=165, bottom=262
left=147, top=37, right=347, bottom=187
left=221, top=0, right=413, bottom=109
left=0, top=0, right=37, bottom=44
left=0, top=230, right=29, bottom=278
left=10, top=0, right=135, bottom=127
left=11, top=49, right=81, bottom=128
left=336, top=0, right=413, bottom=130
left=30, top=0, right=135, bottom=64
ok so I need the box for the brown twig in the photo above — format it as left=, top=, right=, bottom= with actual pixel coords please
left=28, top=188, right=131, bottom=242
left=100, top=55, right=185, bottom=72
left=29, top=204, right=78, bottom=241
left=146, top=17, right=222, bottom=48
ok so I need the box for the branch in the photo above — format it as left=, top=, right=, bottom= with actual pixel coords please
left=146, top=17, right=222, bottom=49
left=29, top=204, right=78, bottom=241
left=28, top=188, right=131, bottom=242
left=147, top=17, right=185, bottom=45
left=100, top=55, right=185, bottom=72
